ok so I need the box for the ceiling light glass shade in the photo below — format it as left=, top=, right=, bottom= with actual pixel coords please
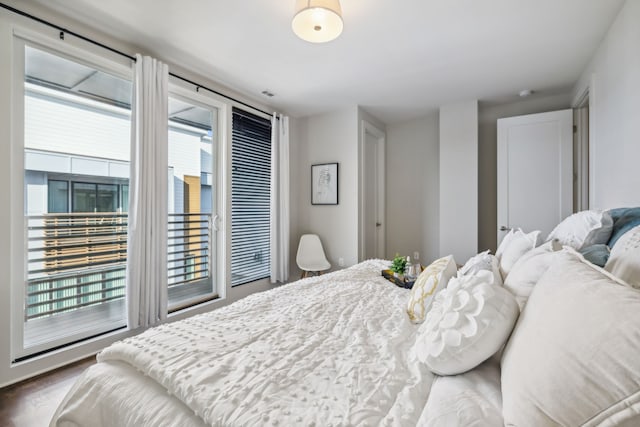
left=292, top=0, right=343, bottom=43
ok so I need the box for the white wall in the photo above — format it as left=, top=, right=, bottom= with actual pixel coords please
left=386, top=113, right=440, bottom=263
left=478, top=93, right=572, bottom=251
left=573, top=0, right=640, bottom=210
left=295, top=107, right=360, bottom=269
left=288, top=116, right=304, bottom=278
left=439, top=101, right=478, bottom=263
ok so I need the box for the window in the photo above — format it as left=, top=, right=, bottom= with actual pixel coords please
left=47, top=180, right=68, bottom=213
left=48, top=180, right=129, bottom=213
left=13, top=36, right=223, bottom=361
left=231, top=108, right=272, bottom=286
left=19, top=42, right=132, bottom=359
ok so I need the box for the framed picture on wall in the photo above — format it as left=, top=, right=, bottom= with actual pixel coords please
left=311, top=162, right=339, bottom=205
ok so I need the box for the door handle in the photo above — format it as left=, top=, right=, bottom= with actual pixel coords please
left=499, top=225, right=512, bottom=232
left=376, top=222, right=382, bottom=227
left=211, top=214, right=220, bottom=232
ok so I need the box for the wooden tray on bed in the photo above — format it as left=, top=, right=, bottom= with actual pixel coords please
left=381, top=269, right=417, bottom=289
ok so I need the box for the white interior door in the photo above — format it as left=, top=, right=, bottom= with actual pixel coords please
left=361, top=121, right=385, bottom=260
left=497, top=109, right=573, bottom=244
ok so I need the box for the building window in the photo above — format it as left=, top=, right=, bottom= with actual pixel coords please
left=231, top=108, right=272, bottom=286
left=47, top=180, right=68, bottom=213
left=47, top=180, right=129, bottom=213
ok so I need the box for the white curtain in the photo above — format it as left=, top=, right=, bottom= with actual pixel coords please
left=126, top=54, right=169, bottom=329
left=270, top=114, right=290, bottom=283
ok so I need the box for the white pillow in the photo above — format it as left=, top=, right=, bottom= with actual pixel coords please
left=546, top=210, right=613, bottom=250
left=503, top=240, right=562, bottom=309
left=499, top=229, right=541, bottom=279
left=458, top=250, right=503, bottom=287
left=406, top=255, right=457, bottom=324
left=414, top=270, right=519, bottom=376
left=416, top=355, right=503, bottom=426
left=501, top=249, right=640, bottom=426
left=605, top=224, right=640, bottom=289
left=495, top=229, right=516, bottom=260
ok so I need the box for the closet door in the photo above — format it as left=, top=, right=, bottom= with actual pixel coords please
left=497, top=109, right=573, bottom=244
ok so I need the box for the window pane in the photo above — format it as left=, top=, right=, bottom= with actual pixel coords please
left=231, top=108, right=271, bottom=286
left=121, top=184, right=129, bottom=212
left=72, top=182, right=97, bottom=212
left=47, top=180, right=68, bottom=213
left=167, top=96, right=218, bottom=308
left=97, top=184, right=118, bottom=212
left=22, top=45, right=131, bottom=357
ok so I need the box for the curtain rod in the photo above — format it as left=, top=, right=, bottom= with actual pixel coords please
left=0, top=2, right=277, bottom=119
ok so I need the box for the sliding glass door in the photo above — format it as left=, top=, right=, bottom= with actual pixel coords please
left=19, top=41, right=132, bottom=358
left=16, top=47, right=225, bottom=359
left=12, top=35, right=226, bottom=362
left=167, top=94, right=220, bottom=309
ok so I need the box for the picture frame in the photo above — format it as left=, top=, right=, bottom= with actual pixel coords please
left=311, top=162, right=339, bottom=205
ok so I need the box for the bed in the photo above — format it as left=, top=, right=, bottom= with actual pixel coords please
left=51, top=209, right=640, bottom=427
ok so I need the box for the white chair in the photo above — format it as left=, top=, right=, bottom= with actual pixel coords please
left=296, top=234, right=331, bottom=278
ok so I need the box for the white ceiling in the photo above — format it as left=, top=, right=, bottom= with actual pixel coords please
left=19, top=0, right=625, bottom=124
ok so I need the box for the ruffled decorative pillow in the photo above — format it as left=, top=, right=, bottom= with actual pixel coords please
left=546, top=210, right=613, bottom=250
left=407, top=255, right=457, bottom=324
left=414, top=270, right=519, bottom=375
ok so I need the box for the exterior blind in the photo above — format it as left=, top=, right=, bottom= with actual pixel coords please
left=231, top=108, right=272, bottom=286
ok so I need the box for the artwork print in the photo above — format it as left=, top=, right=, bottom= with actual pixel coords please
left=311, top=163, right=338, bottom=205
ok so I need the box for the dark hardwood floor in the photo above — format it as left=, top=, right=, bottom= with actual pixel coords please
left=0, top=357, right=95, bottom=427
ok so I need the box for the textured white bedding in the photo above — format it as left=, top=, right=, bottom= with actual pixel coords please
left=51, top=260, right=504, bottom=426
left=416, top=355, right=503, bottom=426
left=52, top=360, right=207, bottom=427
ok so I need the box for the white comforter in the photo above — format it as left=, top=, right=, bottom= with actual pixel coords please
left=54, top=260, right=433, bottom=426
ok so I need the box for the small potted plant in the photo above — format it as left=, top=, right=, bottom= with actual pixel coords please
left=390, top=254, right=408, bottom=279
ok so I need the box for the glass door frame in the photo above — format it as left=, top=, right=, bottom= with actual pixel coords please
left=10, top=31, right=133, bottom=360
left=167, top=83, right=227, bottom=312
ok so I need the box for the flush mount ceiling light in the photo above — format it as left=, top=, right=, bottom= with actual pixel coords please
left=292, top=0, right=343, bottom=43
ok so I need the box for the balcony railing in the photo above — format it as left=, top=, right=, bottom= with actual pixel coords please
left=26, top=212, right=212, bottom=321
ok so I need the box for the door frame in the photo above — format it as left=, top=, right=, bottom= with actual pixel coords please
left=572, top=83, right=591, bottom=212
left=359, top=120, right=386, bottom=261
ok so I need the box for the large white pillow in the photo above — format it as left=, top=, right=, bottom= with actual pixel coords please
left=406, top=255, right=457, bottom=324
left=495, top=229, right=515, bottom=260
left=498, top=229, right=540, bottom=279
left=503, top=240, right=562, bottom=309
left=501, top=249, right=640, bottom=426
left=546, top=210, right=613, bottom=250
left=416, top=355, right=503, bottom=426
left=414, top=270, right=519, bottom=376
left=458, top=250, right=503, bottom=287
left=605, top=224, right=640, bottom=289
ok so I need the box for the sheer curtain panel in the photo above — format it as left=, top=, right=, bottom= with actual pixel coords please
left=270, top=114, right=290, bottom=283
left=126, top=54, right=169, bottom=329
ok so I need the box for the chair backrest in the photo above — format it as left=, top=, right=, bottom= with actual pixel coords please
left=296, top=234, right=329, bottom=268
